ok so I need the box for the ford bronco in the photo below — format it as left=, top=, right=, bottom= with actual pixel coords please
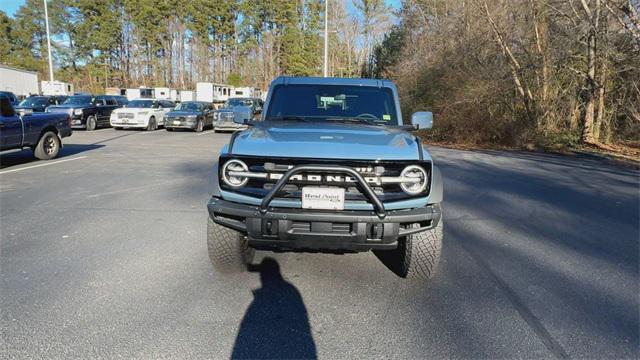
left=207, top=77, right=443, bottom=279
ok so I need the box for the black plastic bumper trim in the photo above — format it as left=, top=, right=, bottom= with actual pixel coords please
left=208, top=197, right=441, bottom=251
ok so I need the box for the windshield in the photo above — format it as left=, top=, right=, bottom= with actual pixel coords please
left=63, top=96, right=92, bottom=105
left=265, top=84, right=398, bottom=124
left=175, top=102, right=203, bottom=112
left=19, top=97, right=48, bottom=107
left=127, top=100, right=154, bottom=108
left=225, top=98, right=253, bottom=107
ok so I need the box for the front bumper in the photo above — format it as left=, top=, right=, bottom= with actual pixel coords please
left=71, top=116, right=86, bottom=129
left=110, top=118, right=146, bottom=128
left=214, top=121, right=247, bottom=131
left=165, top=118, right=197, bottom=129
left=208, top=197, right=441, bottom=252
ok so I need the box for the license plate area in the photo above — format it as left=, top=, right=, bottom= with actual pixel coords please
left=302, top=187, right=345, bottom=210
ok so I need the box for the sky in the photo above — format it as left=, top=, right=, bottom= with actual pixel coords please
left=1, top=0, right=400, bottom=18
left=1, top=0, right=23, bottom=17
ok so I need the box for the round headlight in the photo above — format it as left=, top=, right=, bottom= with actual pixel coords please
left=222, top=159, right=249, bottom=188
left=400, top=165, right=428, bottom=195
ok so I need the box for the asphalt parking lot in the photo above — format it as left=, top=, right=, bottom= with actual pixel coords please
left=1, top=128, right=638, bottom=359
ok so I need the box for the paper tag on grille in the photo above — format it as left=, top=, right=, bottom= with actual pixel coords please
left=302, top=187, right=345, bottom=210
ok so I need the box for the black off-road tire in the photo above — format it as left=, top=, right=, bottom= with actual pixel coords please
left=374, top=217, right=443, bottom=280
left=33, top=131, right=61, bottom=160
left=86, top=115, right=97, bottom=131
left=207, top=217, right=255, bottom=273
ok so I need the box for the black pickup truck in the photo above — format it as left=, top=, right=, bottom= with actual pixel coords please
left=0, top=93, right=72, bottom=160
left=46, top=95, right=123, bottom=130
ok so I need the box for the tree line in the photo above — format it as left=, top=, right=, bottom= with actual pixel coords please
left=0, top=0, right=391, bottom=91
left=2, top=0, right=638, bottom=148
left=371, top=0, right=640, bottom=147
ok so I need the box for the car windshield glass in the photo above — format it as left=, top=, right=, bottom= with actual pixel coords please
left=63, top=96, right=92, bottom=105
left=225, top=98, right=252, bottom=107
left=265, top=84, right=398, bottom=124
left=127, top=100, right=154, bottom=108
left=175, top=102, right=202, bottom=111
left=19, top=97, right=48, bottom=107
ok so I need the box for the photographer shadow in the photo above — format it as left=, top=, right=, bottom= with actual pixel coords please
left=232, top=257, right=317, bottom=359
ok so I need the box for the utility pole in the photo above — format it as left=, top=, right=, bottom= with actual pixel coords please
left=323, top=0, right=329, bottom=77
left=43, top=0, right=54, bottom=82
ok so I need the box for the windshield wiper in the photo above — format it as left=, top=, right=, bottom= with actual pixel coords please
left=266, top=116, right=310, bottom=122
left=326, top=117, right=380, bottom=126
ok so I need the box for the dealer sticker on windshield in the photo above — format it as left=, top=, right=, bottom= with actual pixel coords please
left=302, top=187, right=345, bottom=210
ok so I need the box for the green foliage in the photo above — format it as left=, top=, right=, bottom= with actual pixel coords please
left=226, top=73, right=242, bottom=87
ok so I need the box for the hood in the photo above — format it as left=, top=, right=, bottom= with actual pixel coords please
left=230, top=122, right=422, bottom=160
left=48, top=104, right=93, bottom=110
left=218, top=105, right=251, bottom=112
left=114, top=107, right=151, bottom=114
left=167, top=110, right=200, bottom=116
left=15, top=105, right=46, bottom=111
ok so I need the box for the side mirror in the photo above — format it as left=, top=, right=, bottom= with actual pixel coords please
left=233, top=116, right=249, bottom=125
left=18, top=108, right=33, bottom=116
left=411, top=111, right=433, bottom=130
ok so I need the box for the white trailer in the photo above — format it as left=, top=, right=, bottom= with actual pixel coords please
left=214, top=84, right=234, bottom=102
left=154, top=87, right=171, bottom=100
left=41, top=81, right=74, bottom=96
left=233, top=87, right=256, bottom=97
left=0, top=65, right=39, bottom=97
left=197, top=82, right=234, bottom=103
left=170, top=89, right=179, bottom=101
left=196, top=82, right=214, bottom=103
left=179, top=90, right=195, bottom=102
left=126, top=87, right=154, bottom=100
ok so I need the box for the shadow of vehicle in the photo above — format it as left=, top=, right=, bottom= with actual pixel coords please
left=0, top=143, right=104, bottom=169
left=232, top=257, right=317, bottom=359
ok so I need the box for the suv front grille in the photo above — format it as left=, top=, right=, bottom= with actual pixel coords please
left=219, top=156, right=431, bottom=203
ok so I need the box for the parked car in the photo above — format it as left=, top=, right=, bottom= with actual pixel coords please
left=46, top=95, right=121, bottom=130
left=0, top=91, right=19, bottom=107
left=213, top=97, right=263, bottom=132
left=0, top=92, right=72, bottom=160
left=14, top=95, right=68, bottom=114
left=164, top=101, right=214, bottom=132
left=110, top=99, right=174, bottom=131
left=206, top=76, right=443, bottom=280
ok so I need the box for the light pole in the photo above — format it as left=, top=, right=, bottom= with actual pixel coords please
left=43, top=0, right=54, bottom=82
left=323, top=0, right=329, bottom=77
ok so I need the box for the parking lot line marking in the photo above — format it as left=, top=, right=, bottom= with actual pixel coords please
left=196, top=130, right=213, bottom=136
left=0, top=156, right=88, bottom=175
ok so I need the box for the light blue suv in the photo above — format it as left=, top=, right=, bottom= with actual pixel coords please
left=207, top=76, right=443, bottom=279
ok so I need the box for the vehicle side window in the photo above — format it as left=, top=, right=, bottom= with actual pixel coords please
left=106, top=98, right=117, bottom=106
left=48, top=98, right=56, bottom=104
left=0, top=96, right=15, bottom=117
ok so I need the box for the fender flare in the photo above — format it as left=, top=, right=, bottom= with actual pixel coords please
left=429, top=164, right=443, bottom=204
left=208, top=161, right=221, bottom=197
